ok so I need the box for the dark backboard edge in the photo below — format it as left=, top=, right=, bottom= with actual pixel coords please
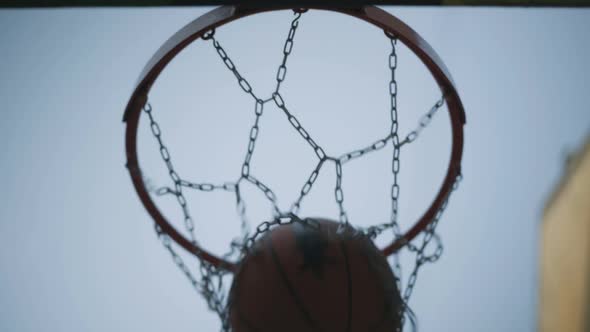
left=2, top=0, right=590, bottom=7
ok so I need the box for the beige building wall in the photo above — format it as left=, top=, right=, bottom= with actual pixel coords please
left=540, top=137, right=590, bottom=332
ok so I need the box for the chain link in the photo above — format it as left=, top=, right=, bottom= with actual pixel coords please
left=234, top=183, right=250, bottom=238
left=334, top=160, right=350, bottom=224
left=290, top=159, right=325, bottom=214
left=338, top=134, right=392, bottom=164
left=240, top=213, right=301, bottom=255
left=275, top=12, right=303, bottom=93
left=272, top=92, right=327, bottom=160
left=401, top=96, right=445, bottom=146
left=157, top=180, right=237, bottom=194
left=244, top=175, right=281, bottom=216
left=206, top=30, right=259, bottom=101
left=241, top=99, right=264, bottom=173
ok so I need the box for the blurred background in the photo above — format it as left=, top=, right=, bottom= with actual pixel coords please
left=0, top=4, right=589, bottom=332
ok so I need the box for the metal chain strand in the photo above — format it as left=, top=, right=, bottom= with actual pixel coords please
left=236, top=99, right=282, bottom=218
left=240, top=99, right=264, bottom=178
left=239, top=213, right=301, bottom=256
left=144, top=103, right=232, bottom=331
left=274, top=11, right=303, bottom=93
left=156, top=224, right=231, bottom=331
left=401, top=96, right=445, bottom=146
left=388, top=36, right=402, bottom=234
left=384, top=37, right=409, bottom=332
left=156, top=180, right=237, bottom=195
left=334, top=161, right=350, bottom=224
left=142, top=12, right=463, bottom=332
left=144, top=103, right=198, bottom=243
left=397, top=172, right=462, bottom=332
left=384, top=37, right=408, bottom=332
left=272, top=92, right=327, bottom=160
left=156, top=225, right=200, bottom=289
left=339, top=134, right=392, bottom=164
left=234, top=183, right=250, bottom=240
left=290, top=159, right=325, bottom=214
left=244, top=175, right=281, bottom=216
left=403, top=173, right=462, bottom=298
left=362, top=35, right=403, bottom=241
left=206, top=30, right=259, bottom=101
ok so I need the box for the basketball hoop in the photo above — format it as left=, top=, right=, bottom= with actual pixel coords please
left=123, top=5, right=465, bottom=331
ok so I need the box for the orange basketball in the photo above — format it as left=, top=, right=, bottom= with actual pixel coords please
left=228, top=218, right=403, bottom=332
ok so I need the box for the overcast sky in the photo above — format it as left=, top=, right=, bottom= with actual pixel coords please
left=0, top=6, right=589, bottom=332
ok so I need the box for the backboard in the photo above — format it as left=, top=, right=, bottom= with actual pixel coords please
left=2, top=0, right=590, bottom=7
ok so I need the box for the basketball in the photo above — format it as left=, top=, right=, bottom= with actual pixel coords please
left=228, top=218, right=403, bottom=332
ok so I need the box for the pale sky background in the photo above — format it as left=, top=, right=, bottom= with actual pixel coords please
left=0, top=5, right=589, bottom=332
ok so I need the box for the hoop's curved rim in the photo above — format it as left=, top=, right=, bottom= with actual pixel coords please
left=124, top=5, right=465, bottom=272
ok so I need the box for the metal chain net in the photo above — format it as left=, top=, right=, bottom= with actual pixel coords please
left=141, top=9, right=462, bottom=332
